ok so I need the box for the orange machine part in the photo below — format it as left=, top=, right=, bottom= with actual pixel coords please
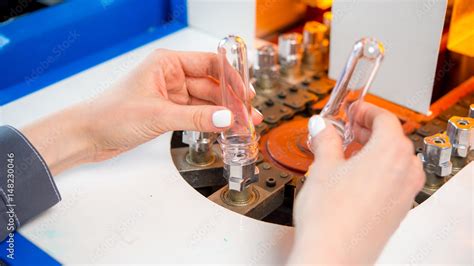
left=262, top=117, right=362, bottom=173
left=265, top=118, right=314, bottom=173
left=263, top=78, right=474, bottom=174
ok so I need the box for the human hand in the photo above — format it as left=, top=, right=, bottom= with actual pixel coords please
left=83, top=49, right=262, bottom=161
left=288, top=102, right=425, bottom=264
left=22, top=49, right=263, bottom=175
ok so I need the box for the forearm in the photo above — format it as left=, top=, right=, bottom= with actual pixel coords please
left=21, top=104, right=94, bottom=176
left=288, top=227, right=347, bottom=265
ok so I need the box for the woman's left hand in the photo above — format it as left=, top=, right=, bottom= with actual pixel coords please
left=22, top=49, right=263, bottom=175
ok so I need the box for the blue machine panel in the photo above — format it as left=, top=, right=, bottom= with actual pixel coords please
left=0, top=0, right=188, bottom=105
left=0, top=233, right=60, bottom=265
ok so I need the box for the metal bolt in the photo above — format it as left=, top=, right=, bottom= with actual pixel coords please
left=254, top=45, right=277, bottom=72
left=265, top=99, right=274, bottom=106
left=301, top=176, right=306, bottom=183
left=279, top=172, right=289, bottom=178
left=266, top=177, right=276, bottom=188
left=262, top=163, right=271, bottom=170
left=254, top=45, right=279, bottom=90
left=182, top=131, right=217, bottom=166
left=278, top=33, right=303, bottom=66
left=303, top=21, right=327, bottom=50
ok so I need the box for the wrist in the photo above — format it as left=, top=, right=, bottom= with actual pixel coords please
left=289, top=233, right=344, bottom=264
left=21, top=104, right=95, bottom=175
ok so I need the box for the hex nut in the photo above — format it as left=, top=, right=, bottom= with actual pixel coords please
left=422, top=133, right=453, bottom=177
left=446, top=116, right=474, bottom=158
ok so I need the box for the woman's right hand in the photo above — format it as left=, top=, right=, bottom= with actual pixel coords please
left=288, top=102, right=425, bottom=264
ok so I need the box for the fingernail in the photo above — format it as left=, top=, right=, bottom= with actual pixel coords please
left=308, top=115, right=326, bottom=137
left=212, top=109, right=232, bottom=128
left=253, top=107, right=263, bottom=118
left=249, top=83, right=256, bottom=95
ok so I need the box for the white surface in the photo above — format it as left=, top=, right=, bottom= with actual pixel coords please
left=187, top=0, right=256, bottom=49
left=378, top=163, right=473, bottom=264
left=1, top=27, right=472, bottom=264
left=329, top=0, right=447, bottom=114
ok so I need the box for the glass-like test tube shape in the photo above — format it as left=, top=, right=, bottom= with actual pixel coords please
left=217, top=35, right=259, bottom=192
left=318, top=38, right=384, bottom=147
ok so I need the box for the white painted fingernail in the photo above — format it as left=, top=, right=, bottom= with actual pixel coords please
left=253, top=107, right=263, bottom=118
left=308, top=115, right=326, bottom=137
left=212, top=109, right=232, bottom=128
left=249, top=83, right=256, bottom=95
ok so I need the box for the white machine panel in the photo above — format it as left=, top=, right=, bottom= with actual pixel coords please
left=329, top=0, right=447, bottom=114
left=187, top=0, right=256, bottom=48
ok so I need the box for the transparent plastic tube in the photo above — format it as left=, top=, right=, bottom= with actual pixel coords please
left=217, top=35, right=259, bottom=192
left=319, top=38, right=384, bottom=147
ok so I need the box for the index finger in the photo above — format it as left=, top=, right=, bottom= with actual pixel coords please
left=175, top=50, right=256, bottom=99
left=175, top=51, right=220, bottom=79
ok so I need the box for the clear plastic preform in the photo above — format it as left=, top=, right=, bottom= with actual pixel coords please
left=316, top=37, right=385, bottom=148
left=217, top=35, right=259, bottom=190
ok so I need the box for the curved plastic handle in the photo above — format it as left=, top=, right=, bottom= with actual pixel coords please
left=320, top=37, right=384, bottom=147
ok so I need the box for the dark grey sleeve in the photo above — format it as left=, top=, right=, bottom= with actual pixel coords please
left=0, top=125, right=61, bottom=241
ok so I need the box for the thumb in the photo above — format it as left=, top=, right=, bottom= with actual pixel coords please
left=161, top=103, right=232, bottom=132
left=308, top=115, right=345, bottom=167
